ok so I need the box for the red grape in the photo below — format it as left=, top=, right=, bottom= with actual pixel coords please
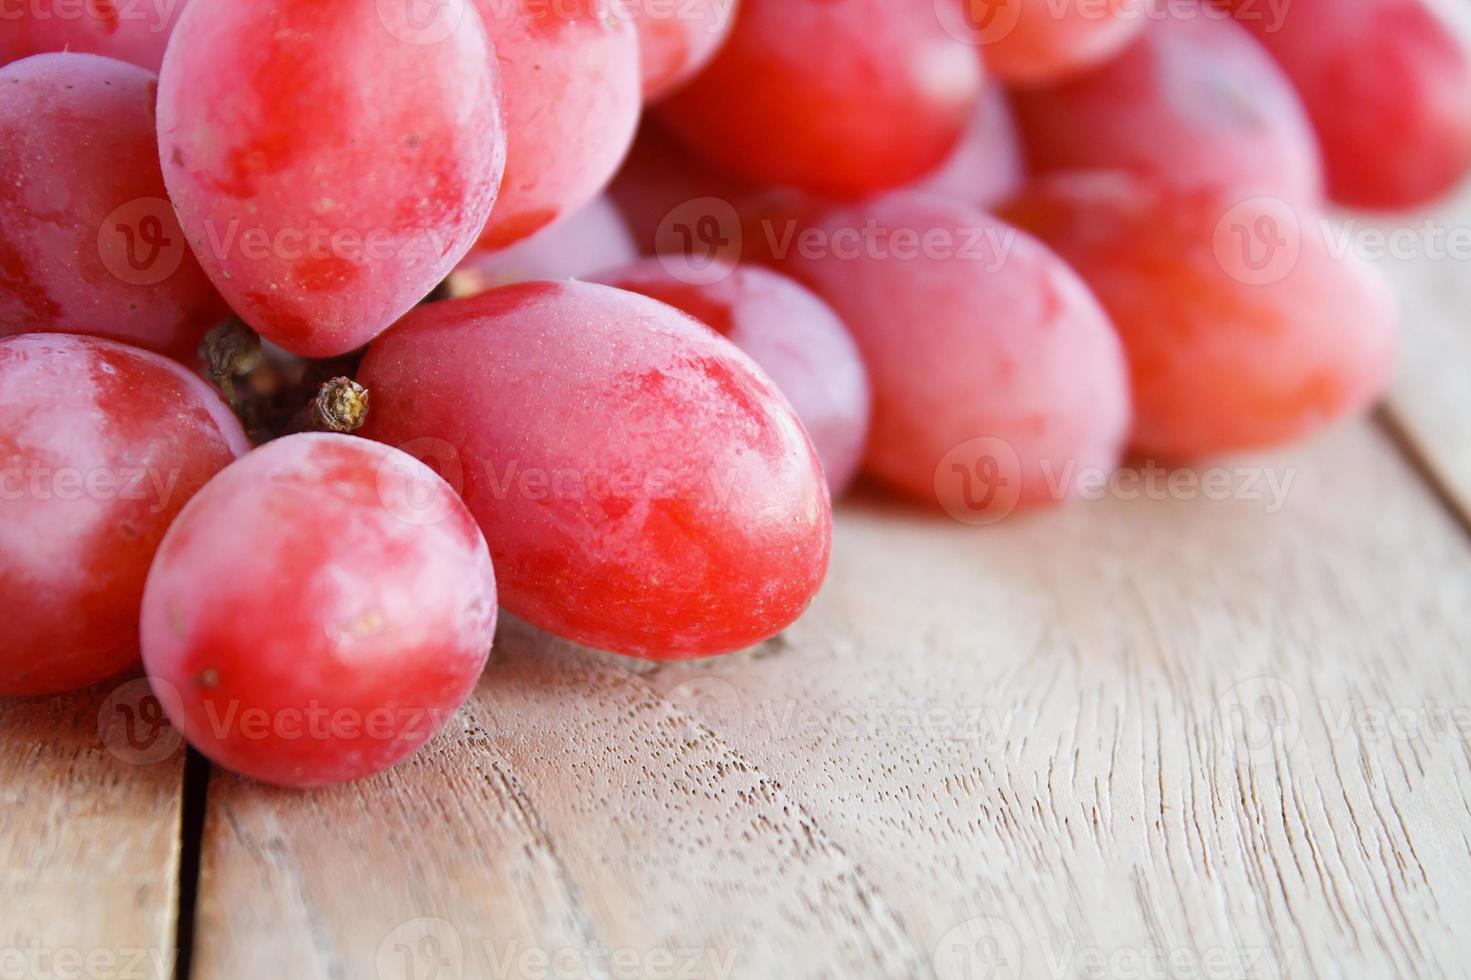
left=1, top=0, right=189, bottom=72
left=606, top=120, right=754, bottom=252
left=0, top=53, right=225, bottom=362
left=157, top=0, right=506, bottom=357
left=358, top=280, right=831, bottom=659
left=1217, top=0, right=1471, bottom=209
left=596, top=259, right=871, bottom=495
left=627, top=0, right=738, bottom=100
left=909, top=84, right=1026, bottom=210
left=962, top=0, right=1147, bottom=85
left=141, top=433, right=497, bottom=787
left=659, top=0, right=985, bottom=197
left=448, top=196, right=637, bottom=294
left=0, top=334, right=247, bottom=696
left=473, top=0, right=642, bottom=249
left=1012, top=2, right=1324, bottom=201
left=765, top=193, right=1131, bottom=518
left=1000, top=173, right=1399, bottom=457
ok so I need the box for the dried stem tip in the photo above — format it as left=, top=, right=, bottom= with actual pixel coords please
left=287, top=377, right=370, bottom=435
left=200, top=320, right=262, bottom=389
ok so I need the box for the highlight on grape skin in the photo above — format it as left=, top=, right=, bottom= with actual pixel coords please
left=0, top=333, right=248, bottom=696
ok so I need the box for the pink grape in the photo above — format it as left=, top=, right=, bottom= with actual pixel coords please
left=0, top=53, right=225, bottom=362
left=0, top=334, right=247, bottom=696
left=597, top=258, right=872, bottom=494
left=358, top=280, right=831, bottom=659
left=1217, top=0, right=1471, bottom=209
left=157, top=0, right=506, bottom=357
left=1012, top=2, right=1324, bottom=201
left=627, top=0, right=738, bottom=100
left=0, top=0, right=190, bottom=72
left=141, top=433, right=497, bottom=787
left=1000, top=172, right=1400, bottom=457
left=659, top=0, right=985, bottom=197
left=909, top=84, right=1027, bottom=210
left=473, top=0, right=642, bottom=249
left=766, top=192, right=1131, bottom=517
left=448, top=197, right=637, bottom=294
left=963, top=0, right=1147, bottom=85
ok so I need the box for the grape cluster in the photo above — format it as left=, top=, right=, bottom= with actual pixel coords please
left=2, top=0, right=1464, bottom=786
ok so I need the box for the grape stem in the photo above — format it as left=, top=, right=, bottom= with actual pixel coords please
left=285, top=377, right=370, bottom=435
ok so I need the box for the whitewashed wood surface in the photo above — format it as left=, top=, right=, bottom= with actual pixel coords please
left=3, top=197, right=1470, bottom=980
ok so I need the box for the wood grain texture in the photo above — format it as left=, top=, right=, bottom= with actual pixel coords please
left=190, top=423, right=1471, bottom=980
left=0, top=679, right=185, bottom=980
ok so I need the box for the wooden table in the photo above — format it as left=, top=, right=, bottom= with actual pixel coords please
left=5, top=185, right=1471, bottom=980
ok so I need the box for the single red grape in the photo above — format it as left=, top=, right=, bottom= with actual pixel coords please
left=0, top=334, right=248, bottom=696
left=472, top=0, right=642, bottom=249
left=1012, top=1, right=1324, bottom=201
left=596, top=259, right=871, bottom=495
left=157, top=0, right=506, bottom=357
left=1, top=0, right=190, bottom=72
left=765, top=193, right=1131, bottom=517
left=0, top=53, right=225, bottom=362
left=1000, top=172, right=1399, bottom=457
left=141, top=433, right=498, bottom=787
left=963, top=0, right=1147, bottom=85
left=358, top=280, right=831, bottom=659
left=909, top=84, right=1027, bottom=211
left=448, top=197, right=637, bottom=294
left=1217, top=0, right=1471, bottom=209
left=659, top=0, right=985, bottom=197
left=627, top=0, right=738, bottom=100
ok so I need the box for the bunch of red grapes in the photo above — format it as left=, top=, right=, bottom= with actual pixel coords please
left=2, top=0, right=1467, bottom=787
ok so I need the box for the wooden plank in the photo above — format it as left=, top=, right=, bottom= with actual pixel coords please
left=190, top=422, right=1471, bottom=980
left=0, top=679, right=185, bottom=980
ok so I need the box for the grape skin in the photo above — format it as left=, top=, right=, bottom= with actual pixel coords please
left=141, top=433, right=498, bottom=788
left=1012, top=2, right=1324, bottom=202
left=627, top=0, right=738, bottom=100
left=1000, top=173, right=1400, bottom=457
left=358, top=280, right=831, bottom=659
left=0, top=334, right=248, bottom=696
left=909, top=84, right=1027, bottom=211
left=966, top=0, right=1147, bottom=85
left=1217, top=0, right=1471, bottom=209
left=658, top=0, right=985, bottom=197
left=449, top=197, right=637, bottom=293
left=157, top=0, right=507, bottom=357
left=0, top=0, right=190, bottom=72
left=596, top=259, right=872, bottom=495
left=0, top=53, right=225, bottom=362
left=473, top=0, right=642, bottom=249
left=765, top=193, right=1132, bottom=512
